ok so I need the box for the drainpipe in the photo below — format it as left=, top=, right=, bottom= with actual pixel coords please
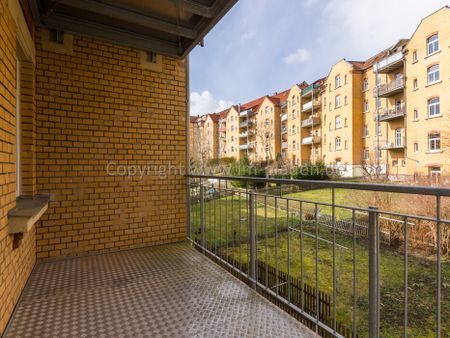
left=185, top=55, right=191, bottom=238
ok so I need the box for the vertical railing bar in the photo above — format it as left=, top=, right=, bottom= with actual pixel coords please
left=246, top=184, right=249, bottom=275
left=219, top=179, right=222, bottom=257
left=332, top=187, right=337, bottom=333
left=231, top=188, right=234, bottom=251
left=214, top=182, right=217, bottom=255
left=265, top=194, right=268, bottom=289
left=315, top=203, right=319, bottom=333
left=287, top=199, right=291, bottom=303
left=368, top=206, right=380, bottom=338
left=239, top=190, right=242, bottom=272
left=436, top=195, right=441, bottom=338
left=300, top=201, right=304, bottom=311
left=200, top=179, right=205, bottom=253
left=249, top=191, right=256, bottom=288
left=225, top=180, right=229, bottom=262
left=275, top=197, right=279, bottom=296
left=403, top=216, right=408, bottom=338
left=352, top=209, right=357, bottom=338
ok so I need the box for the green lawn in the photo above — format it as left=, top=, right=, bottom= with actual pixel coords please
left=190, top=193, right=450, bottom=337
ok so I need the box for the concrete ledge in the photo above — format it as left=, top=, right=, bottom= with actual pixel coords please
left=8, top=196, right=50, bottom=234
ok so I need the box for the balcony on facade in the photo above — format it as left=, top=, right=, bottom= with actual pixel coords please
left=374, top=76, right=405, bottom=97
left=302, top=135, right=321, bottom=145
left=281, top=141, right=288, bottom=150
left=382, top=137, right=405, bottom=150
left=239, top=109, right=253, bottom=118
left=301, top=100, right=321, bottom=113
left=239, top=120, right=253, bottom=128
left=301, top=83, right=320, bottom=98
left=281, top=113, right=288, bottom=122
left=239, top=131, right=254, bottom=138
left=281, top=126, right=288, bottom=135
left=301, top=116, right=321, bottom=128
left=239, top=143, right=253, bottom=150
left=376, top=105, right=406, bottom=122
left=373, top=51, right=404, bottom=73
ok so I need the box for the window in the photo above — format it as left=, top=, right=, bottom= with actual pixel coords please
left=329, top=143, right=332, bottom=151
left=429, top=166, right=441, bottom=179
left=363, top=148, right=369, bottom=160
left=344, top=75, right=347, bottom=85
left=413, top=50, right=418, bottom=62
left=376, top=74, right=381, bottom=86
left=335, top=116, right=341, bottom=129
left=376, top=148, right=382, bottom=159
left=375, top=123, right=382, bottom=136
left=427, top=64, right=440, bottom=84
left=413, top=78, right=418, bottom=90
left=363, top=125, right=369, bottom=137
left=265, top=118, right=269, bottom=126
left=414, top=142, right=419, bottom=153
left=335, top=75, right=341, bottom=88
left=363, top=78, right=368, bottom=91
left=427, top=34, right=439, bottom=55
left=395, top=128, right=402, bottom=147
left=292, top=96, right=296, bottom=105
left=414, top=109, right=419, bottom=121
left=364, top=100, right=369, bottom=112
left=392, top=160, right=398, bottom=167
left=329, top=122, right=332, bottom=131
left=265, top=106, right=271, bottom=114
left=344, top=118, right=348, bottom=127
left=328, top=102, right=332, bottom=111
left=291, top=125, right=296, bottom=135
left=335, top=95, right=341, bottom=108
left=428, top=97, right=440, bottom=117
left=344, top=140, right=348, bottom=150
left=335, top=137, right=341, bottom=151
left=344, top=96, right=348, bottom=105
left=146, top=51, right=157, bottom=64
left=428, top=133, right=440, bottom=152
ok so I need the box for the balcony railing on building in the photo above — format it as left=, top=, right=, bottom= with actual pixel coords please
left=239, top=143, right=253, bottom=150
left=373, top=51, right=404, bottom=73
left=301, top=82, right=321, bottom=97
left=374, top=76, right=405, bottom=97
left=376, top=105, right=406, bottom=122
left=188, top=174, right=450, bottom=338
left=281, top=141, right=288, bottom=149
left=239, top=131, right=253, bottom=138
left=302, top=135, right=321, bottom=145
left=301, top=100, right=321, bottom=113
left=382, top=137, right=405, bottom=150
left=301, top=116, right=321, bottom=128
left=239, top=120, right=253, bottom=128
left=281, top=113, right=288, bottom=122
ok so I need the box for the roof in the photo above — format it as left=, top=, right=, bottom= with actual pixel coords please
left=270, top=89, right=290, bottom=103
left=241, top=96, right=267, bottom=111
left=207, top=112, right=221, bottom=123
left=189, top=116, right=199, bottom=123
left=30, top=0, right=237, bottom=58
left=408, top=6, right=449, bottom=43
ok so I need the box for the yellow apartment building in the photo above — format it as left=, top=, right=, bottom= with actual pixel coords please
left=218, top=108, right=230, bottom=158
left=286, top=84, right=303, bottom=166
left=405, top=6, right=450, bottom=177
left=225, top=105, right=241, bottom=160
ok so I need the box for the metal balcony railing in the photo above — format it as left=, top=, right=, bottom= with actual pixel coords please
left=239, top=120, right=252, bottom=128
left=239, top=143, right=253, bottom=150
left=374, top=77, right=405, bottom=97
left=301, top=100, right=321, bottom=113
left=301, top=116, right=321, bottom=128
left=281, top=113, right=288, bottom=122
left=187, top=174, right=450, bottom=338
left=281, top=141, right=288, bottom=149
left=373, top=51, right=404, bottom=73
left=302, top=135, right=321, bottom=145
left=376, top=105, right=406, bottom=122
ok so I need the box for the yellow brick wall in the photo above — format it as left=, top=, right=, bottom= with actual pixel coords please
left=0, top=0, right=36, bottom=333
left=34, top=28, right=187, bottom=260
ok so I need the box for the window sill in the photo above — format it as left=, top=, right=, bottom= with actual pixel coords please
left=8, top=196, right=50, bottom=235
left=424, top=50, right=441, bottom=59
left=426, top=150, right=443, bottom=154
left=425, top=114, right=442, bottom=120
left=425, top=80, right=442, bottom=88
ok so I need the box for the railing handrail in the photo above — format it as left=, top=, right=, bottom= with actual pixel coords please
left=186, top=174, right=450, bottom=196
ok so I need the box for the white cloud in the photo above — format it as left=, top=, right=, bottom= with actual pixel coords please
left=283, top=48, right=311, bottom=64
left=190, top=90, right=234, bottom=116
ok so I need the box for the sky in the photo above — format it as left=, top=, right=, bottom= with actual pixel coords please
left=189, top=0, right=449, bottom=116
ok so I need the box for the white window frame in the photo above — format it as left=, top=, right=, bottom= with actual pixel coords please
left=428, top=133, right=440, bottom=152
left=335, top=75, right=340, bottom=88
left=335, top=95, right=341, bottom=108
left=363, top=78, right=368, bottom=91
left=427, top=64, right=440, bottom=84
left=395, top=128, right=402, bottom=147
left=363, top=148, right=369, bottom=160
left=428, top=97, right=440, bottom=117
left=427, top=34, right=439, bottom=55
left=335, top=115, right=341, bottom=129
left=335, top=137, right=341, bottom=151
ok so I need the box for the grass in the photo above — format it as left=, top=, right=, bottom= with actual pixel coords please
left=190, top=194, right=450, bottom=337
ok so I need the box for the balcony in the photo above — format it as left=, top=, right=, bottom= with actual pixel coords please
left=301, top=116, right=321, bottom=128
left=239, top=109, right=250, bottom=117
left=281, top=113, right=288, bottom=122
left=301, top=83, right=320, bottom=98
left=382, top=137, right=405, bottom=150
left=239, top=143, right=253, bottom=150
left=186, top=175, right=450, bottom=338
left=373, top=51, right=404, bottom=73
left=302, top=135, right=321, bottom=145
left=239, top=120, right=252, bottom=128
left=219, top=125, right=226, bottom=132
left=374, top=76, right=405, bottom=97
left=239, top=131, right=253, bottom=138
left=3, top=242, right=313, bottom=338
left=281, top=141, right=288, bottom=149
left=301, top=100, right=321, bottom=113
left=281, top=126, right=288, bottom=134
left=377, top=106, right=406, bottom=122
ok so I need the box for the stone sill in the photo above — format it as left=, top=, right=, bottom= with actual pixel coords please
left=8, top=196, right=50, bottom=234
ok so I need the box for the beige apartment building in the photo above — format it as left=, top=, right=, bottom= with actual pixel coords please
left=190, top=6, right=450, bottom=178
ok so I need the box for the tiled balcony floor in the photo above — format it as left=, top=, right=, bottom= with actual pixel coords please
left=4, top=242, right=315, bottom=338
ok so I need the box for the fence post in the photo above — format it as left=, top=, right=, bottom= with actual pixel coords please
left=368, top=206, right=380, bottom=338
left=249, top=191, right=257, bottom=289
left=200, top=183, right=206, bottom=253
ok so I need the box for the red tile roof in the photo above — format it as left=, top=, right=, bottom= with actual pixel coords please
left=208, top=112, right=222, bottom=123
left=190, top=116, right=199, bottom=123
left=241, top=95, right=267, bottom=111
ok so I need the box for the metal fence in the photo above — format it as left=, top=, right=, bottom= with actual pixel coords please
left=187, top=174, right=450, bottom=338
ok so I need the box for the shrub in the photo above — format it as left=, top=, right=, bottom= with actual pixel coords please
left=291, top=162, right=329, bottom=180
left=230, top=157, right=266, bottom=188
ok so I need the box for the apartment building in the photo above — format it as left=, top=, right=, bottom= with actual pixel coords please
left=189, top=6, right=450, bottom=178
left=406, top=7, right=450, bottom=177
left=218, top=108, right=231, bottom=158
